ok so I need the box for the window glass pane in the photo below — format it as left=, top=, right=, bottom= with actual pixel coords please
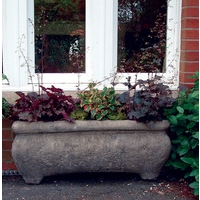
left=118, top=0, right=167, bottom=73
left=35, top=0, right=85, bottom=73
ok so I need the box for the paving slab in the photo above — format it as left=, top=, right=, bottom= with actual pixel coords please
left=2, top=172, right=198, bottom=200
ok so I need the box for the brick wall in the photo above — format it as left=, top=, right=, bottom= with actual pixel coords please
left=2, top=119, right=17, bottom=170
left=180, top=0, right=199, bottom=88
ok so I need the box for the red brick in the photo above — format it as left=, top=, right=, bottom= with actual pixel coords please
left=180, top=51, right=199, bottom=61
left=2, top=130, right=13, bottom=139
left=2, top=151, right=13, bottom=162
left=2, top=119, right=14, bottom=128
left=2, top=162, right=17, bottom=171
left=181, top=18, right=199, bottom=29
left=181, top=30, right=199, bottom=39
left=182, top=0, right=199, bottom=7
left=182, top=7, right=199, bottom=18
left=180, top=62, right=199, bottom=73
left=2, top=140, right=13, bottom=151
left=181, top=40, right=199, bottom=51
left=179, top=72, right=198, bottom=83
left=179, top=82, right=196, bottom=89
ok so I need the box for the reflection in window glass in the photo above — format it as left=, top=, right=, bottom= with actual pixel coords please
left=34, top=0, right=85, bottom=73
left=118, top=0, right=167, bottom=73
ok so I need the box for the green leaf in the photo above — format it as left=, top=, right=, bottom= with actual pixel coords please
left=182, top=103, right=194, bottom=111
left=172, top=139, right=181, bottom=144
left=189, top=181, right=199, bottom=189
left=171, top=161, right=188, bottom=170
left=187, top=115, right=199, bottom=122
left=180, top=157, right=195, bottom=165
left=190, top=169, right=199, bottom=177
left=171, top=152, right=176, bottom=160
left=195, top=173, right=199, bottom=182
left=176, top=106, right=184, bottom=114
left=187, top=121, right=196, bottom=129
left=96, top=113, right=103, bottom=120
left=180, top=138, right=189, bottom=147
left=190, top=138, right=199, bottom=149
left=167, top=115, right=178, bottom=125
left=98, top=104, right=105, bottom=109
left=177, top=146, right=189, bottom=156
left=88, top=83, right=96, bottom=89
left=192, top=132, right=199, bottom=139
left=190, top=91, right=199, bottom=99
left=176, top=127, right=186, bottom=135
left=2, top=74, right=9, bottom=82
left=176, top=113, right=186, bottom=121
left=91, top=109, right=97, bottom=117
left=82, top=100, right=90, bottom=106
left=101, top=87, right=107, bottom=97
left=165, top=160, right=173, bottom=167
left=184, top=171, right=191, bottom=179
left=109, top=97, right=116, bottom=105
left=102, top=110, right=108, bottom=116
left=193, top=188, right=199, bottom=195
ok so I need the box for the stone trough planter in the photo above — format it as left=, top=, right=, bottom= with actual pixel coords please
left=12, top=120, right=171, bottom=184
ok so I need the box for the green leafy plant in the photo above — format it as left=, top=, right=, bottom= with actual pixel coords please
left=164, top=71, right=199, bottom=195
left=2, top=74, right=10, bottom=118
left=72, top=83, right=127, bottom=120
left=9, top=85, right=76, bottom=122
left=2, top=97, right=10, bottom=118
left=2, top=74, right=9, bottom=84
left=117, top=75, right=176, bottom=124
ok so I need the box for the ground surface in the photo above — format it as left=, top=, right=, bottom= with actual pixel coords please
left=2, top=170, right=198, bottom=200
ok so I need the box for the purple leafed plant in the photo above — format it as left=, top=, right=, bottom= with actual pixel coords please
left=10, top=85, right=76, bottom=122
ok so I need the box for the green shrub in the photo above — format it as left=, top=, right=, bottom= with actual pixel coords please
left=2, top=97, right=10, bottom=118
left=2, top=74, right=10, bottom=118
left=164, top=71, right=199, bottom=195
left=72, top=83, right=127, bottom=120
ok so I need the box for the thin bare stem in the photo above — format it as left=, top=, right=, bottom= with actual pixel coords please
left=18, top=35, right=34, bottom=91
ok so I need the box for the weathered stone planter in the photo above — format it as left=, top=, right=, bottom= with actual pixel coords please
left=12, top=120, right=171, bottom=184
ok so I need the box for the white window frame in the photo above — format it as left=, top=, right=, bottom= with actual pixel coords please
left=2, top=0, right=181, bottom=91
left=114, top=0, right=182, bottom=90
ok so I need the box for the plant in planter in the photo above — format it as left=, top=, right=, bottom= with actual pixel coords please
left=10, top=74, right=175, bottom=184
left=10, top=85, right=76, bottom=122
left=72, top=82, right=127, bottom=120
left=116, top=74, right=176, bottom=125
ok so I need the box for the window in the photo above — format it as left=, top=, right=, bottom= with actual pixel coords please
left=118, top=0, right=167, bottom=73
left=2, top=0, right=181, bottom=91
left=35, top=0, right=85, bottom=73
left=115, top=0, right=181, bottom=90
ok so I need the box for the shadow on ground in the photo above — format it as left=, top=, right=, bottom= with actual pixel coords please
left=2, top=170, right=198, bottom=200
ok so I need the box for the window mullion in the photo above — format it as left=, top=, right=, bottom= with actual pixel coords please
left=103, top=0, right=118, bottom=86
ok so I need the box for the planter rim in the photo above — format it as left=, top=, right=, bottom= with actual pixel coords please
left=12, top=120, right=170, bottom=134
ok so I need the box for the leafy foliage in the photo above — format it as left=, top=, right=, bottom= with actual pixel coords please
left=72, top=83, right=127, bottom=120
left=2, top=74, right=10, bottom=118
left=9, top=85, right=76, bottom=122
left=164, top=72, right=199, bottom=195
left=117, top=75, right=175, bottom=124
left=2, top=74, right=9, bottom=84
left=2, top=97, right=10, bottom=118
